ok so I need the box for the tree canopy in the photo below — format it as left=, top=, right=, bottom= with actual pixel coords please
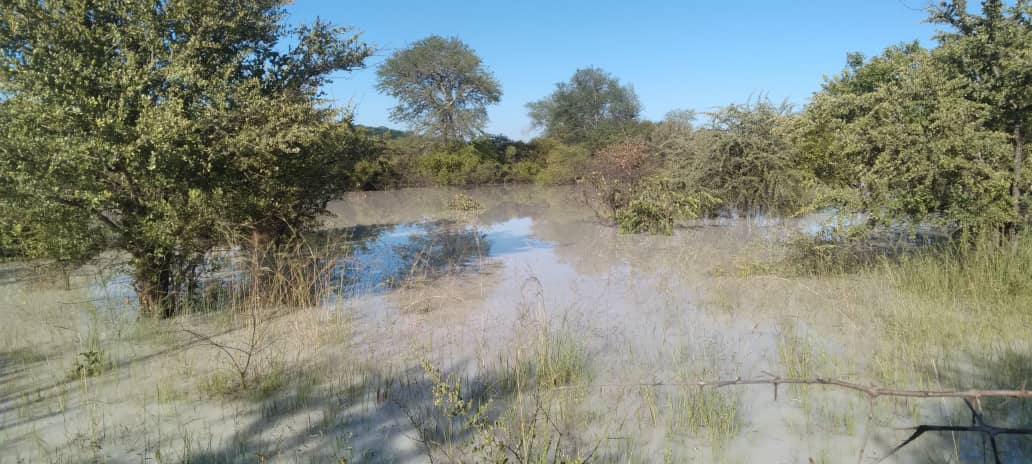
left=0, top=0, right=372, bottom=316
left=928, top=0, right=1032, bottom=232
left=798, top=39, right=1016, bottom=237
left=376, top=35, right=501, bottom=144
left=527, top=67, right=641, bottom=145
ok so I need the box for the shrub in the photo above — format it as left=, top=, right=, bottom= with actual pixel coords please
left=535, top=143, right=591, bottom=185
left=417, top=146, right=482, bottom=186
left=506, top=160, right=543, bottom=183
left=409, top=145, right=504, bottom=186
left=350, top=157, right=398, bottom=190
left=70, top=349, right=111, bottom=379
left=663, top=98, right=813, bottom=216
left=590, top=139, right=656, bottom=183
left=611, top=178, right=713, bottom=235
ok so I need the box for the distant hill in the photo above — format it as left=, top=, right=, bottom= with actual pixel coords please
left=356, top=125, right=409, bottom=139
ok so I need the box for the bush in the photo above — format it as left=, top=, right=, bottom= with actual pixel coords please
left=506, top=160, right=543, bottom=183
left=412, top=145, right=507, bottom=186
left=70, top=349, right=111, bottom=379
left=0, top=220, right=21, bottom=260
left=535, top=143, right=591, bottom=185
left=350, top=157, right=398, bottom=190
left=417, top=146, right=483, bottom=186
left=663, top=98, right=813, bottom=216
left=611, top=178, right=713, bottom=235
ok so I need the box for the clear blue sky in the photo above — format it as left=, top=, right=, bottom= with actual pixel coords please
left=285, top=0, right=940, bottom=140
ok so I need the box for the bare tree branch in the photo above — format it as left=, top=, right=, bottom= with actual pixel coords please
left=548, top=375, right=1032, bottom=462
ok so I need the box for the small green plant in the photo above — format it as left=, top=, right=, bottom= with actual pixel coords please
left=70, top=350, right=108, bottom=378
left=410, top=359, right=594, bottom=464
left=447, top=193, right=484, bottom=213
left=669, top=388, right=740, bottom=452
left=532, top=327, right=590, bottom=388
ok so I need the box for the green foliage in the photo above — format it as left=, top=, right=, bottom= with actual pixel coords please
left=611, top=178, right=713, bottom=235
left=70, top=350, right=110, bottom=379
left=671, top=98, right=811, bottom=215
left=801, top=43, right=1015, bottom=237
left=350, top=157, right=399, bottom=190
left=929, top=0, right=1032, bottom=230
left=378, top=133, right=543, bottom=187
left=0, top=224, right=17, bottom=260
left=527, top=67, right=641, bottom=145
left=377, top=35, right=502, bottom=143
left=792, top=3, right=1032, bottom=238
left=534, top=142, right=591, bottom=185
left=415, top=145, right=502, bottom=186
left=789, top=42, right=930, bottom=187
left=417, top=358, right=591, bottom=464
left=0, top=0, right=372, bottom=316
left=648, top=110, right=698, bottom=162
left=507, top=160, right=543, bottom=183
left=892, top=232, right=1032, bottom=305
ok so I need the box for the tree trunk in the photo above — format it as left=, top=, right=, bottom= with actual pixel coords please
left=133, top=252, right=175, bottom=318
left=1011, top=122, right=1025, bottom=238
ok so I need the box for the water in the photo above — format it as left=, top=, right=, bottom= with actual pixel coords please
left=320, top=186, right=1013, bottom=462
left=322, top=186, right=820, bottom=457
left=8, top=185, right=1015, bottom=464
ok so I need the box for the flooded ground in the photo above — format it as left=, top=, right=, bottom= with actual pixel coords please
left=2, top=185, right=1030, bottom=463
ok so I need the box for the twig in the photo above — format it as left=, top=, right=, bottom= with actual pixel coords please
left=857, top=396, right=876, bottom=464
left=548, top=376, right=1032, bottom=401
left=874, top=398, right=1032, bottom=464
left=546, top=376, right=1032, bottom=462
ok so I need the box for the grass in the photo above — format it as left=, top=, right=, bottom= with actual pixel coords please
left=889, top=232, right=1032, bottom=306
left=4, top=193, right=1032, bottom=463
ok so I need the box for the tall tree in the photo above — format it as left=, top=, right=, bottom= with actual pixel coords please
left=0, top=0, right=372, bottom=317
left=928, top=0, right=1032, bottom=233
left=527, top=67, right=641, bottom=144
left=376, top=35, right=501, bottom=144
left=798, top=44, right=1014, bottom=237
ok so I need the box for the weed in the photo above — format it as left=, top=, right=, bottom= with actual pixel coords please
left=70, top=350, right=109, bottom=378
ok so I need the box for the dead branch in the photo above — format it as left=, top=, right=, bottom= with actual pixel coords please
left=547, top=375, right=1032, bottom=462
left=550, top=376, right=1032, bottom=401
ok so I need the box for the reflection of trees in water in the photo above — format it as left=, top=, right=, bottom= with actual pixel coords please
left=324, top=184, right=696, bottom=282
left=391, top=221, right=489, bottom=282
left=528, top=210, right=774, bottom=278
left=326, top=221, right=489, bottom=296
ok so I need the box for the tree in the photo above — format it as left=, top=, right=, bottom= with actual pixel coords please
left=527, top=67, right=641, bottom=144
left=798, top=44, right=1014, bottom=237
left=0, top=0, right=372, bottom=317
left=376, top=35, right=501, bottom=144
left=788, top=42, right=930, bottom=188
left=927, top=0, right=1032, bottom=233
left=682, top=98, right=810, bottom=214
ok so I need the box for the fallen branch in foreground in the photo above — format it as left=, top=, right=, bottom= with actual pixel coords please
left=549, top=374, right=1032, bottom=464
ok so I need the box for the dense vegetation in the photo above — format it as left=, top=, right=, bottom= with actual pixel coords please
left=0, top=0, right=374, bottom=315
left=1, top=0, right=1030, bottom=316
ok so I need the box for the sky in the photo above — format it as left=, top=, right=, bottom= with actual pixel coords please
left=285, top=1, right=942, bottom=140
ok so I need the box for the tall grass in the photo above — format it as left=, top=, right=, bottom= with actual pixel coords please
left=888, top=233, right=1032, bottom=307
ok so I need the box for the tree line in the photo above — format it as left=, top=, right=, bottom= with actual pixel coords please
left=1, top=0, right=1029, bottom=317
